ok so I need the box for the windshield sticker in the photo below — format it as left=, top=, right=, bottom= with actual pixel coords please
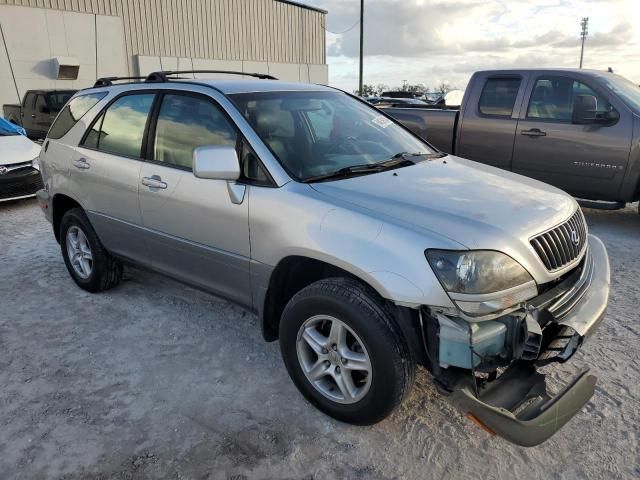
left=372, top=115, right=393, bottom=128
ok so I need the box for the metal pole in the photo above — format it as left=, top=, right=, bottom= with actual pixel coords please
left=579, top=17, right=588, bottom=69
left=358, top=0, right=364, bottom=96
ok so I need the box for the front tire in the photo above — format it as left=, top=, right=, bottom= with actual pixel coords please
left=59, top=208, right=122, bottom=292
left=279, top=277, right=415, bottom=425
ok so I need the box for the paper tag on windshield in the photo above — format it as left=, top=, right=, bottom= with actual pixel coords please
left=372, top=115, right=393, bottom=128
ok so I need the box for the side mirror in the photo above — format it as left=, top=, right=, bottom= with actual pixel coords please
left=572, top=95, right=618, bottom=125
left=193, top=145, right=240, bottom=181
left=572, top=94, right=597, bottom=124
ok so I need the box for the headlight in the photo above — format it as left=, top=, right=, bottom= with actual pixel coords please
left=31, top=157, right=40, bottom=171
left=426, top=250, right=537, bottom=317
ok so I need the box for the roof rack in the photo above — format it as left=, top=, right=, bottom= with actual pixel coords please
left=93, top=76, right=147, bottom=88
left=145, top=70, right=278, bottom=83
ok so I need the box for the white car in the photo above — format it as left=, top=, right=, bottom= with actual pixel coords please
left=0, top=124, right=42, bottom=202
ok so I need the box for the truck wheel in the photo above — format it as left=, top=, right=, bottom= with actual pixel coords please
left=59, top=208, right=122, bottom=293
left=279, top=277, right=415, bottom=425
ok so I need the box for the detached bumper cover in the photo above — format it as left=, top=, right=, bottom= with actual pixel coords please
left=446, top=234, right=609, bottom=447
left=450, top=366, right=596, bottom=447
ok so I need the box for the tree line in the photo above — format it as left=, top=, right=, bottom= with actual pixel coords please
left=354, top=82, right=457, bottom=97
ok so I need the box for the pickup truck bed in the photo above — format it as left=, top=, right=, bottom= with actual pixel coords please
left=381, top=69, right=640, bottom=206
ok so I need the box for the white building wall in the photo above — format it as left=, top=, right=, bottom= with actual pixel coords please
left=0, top=1, right=328, bottom=109
left=0, top=4, right=127, bottom=107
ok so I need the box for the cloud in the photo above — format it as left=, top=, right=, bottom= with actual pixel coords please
left=311, top=0, right=640, bottom=91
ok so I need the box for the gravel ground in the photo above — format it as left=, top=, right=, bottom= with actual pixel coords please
left=0, top=199, right=638, bottom=480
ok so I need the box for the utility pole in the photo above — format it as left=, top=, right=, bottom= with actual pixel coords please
left=579, top=17, right=589, bottom=68
left=358, top=0, right=364, bottom=96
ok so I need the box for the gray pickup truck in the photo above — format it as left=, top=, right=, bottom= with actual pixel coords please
left=3, top=89, right=76, bottom=140
left=382, top=69, right=640, bottom=209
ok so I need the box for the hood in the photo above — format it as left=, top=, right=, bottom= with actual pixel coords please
left=310, top=155, right=577, bottom=253
left=0, top=135, right=42, bottom=166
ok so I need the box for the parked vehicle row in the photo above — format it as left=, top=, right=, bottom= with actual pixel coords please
left=381, top=69, right=640, bottom=210
left=36, top=70, right=610, bottom=446
left=3, top=89, right=76, bottom=140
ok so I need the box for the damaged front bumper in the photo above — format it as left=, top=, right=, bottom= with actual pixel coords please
left=441, top=234, right=610, bottom=446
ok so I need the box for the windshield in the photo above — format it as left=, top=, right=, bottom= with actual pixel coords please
left=228, top=90, right=433, bottom=181
left=48, top=91, right=76, bottom=112
left=599, top=74, right=640, bottom=114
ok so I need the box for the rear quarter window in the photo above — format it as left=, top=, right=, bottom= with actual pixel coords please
left=478, top=77, right=521, bottom=117
left=48, top=92, right=107, bottom=140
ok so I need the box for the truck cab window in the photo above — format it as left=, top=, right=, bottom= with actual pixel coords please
left=479, top=77, right=521, bottom=117
left=527, top=77, right=611, bottom=122
left=35, top=95, right=47, bottom=114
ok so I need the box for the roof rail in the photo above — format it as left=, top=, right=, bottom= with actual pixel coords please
left=145, top=70, right=278, bottom=83
left=93, top=76, right=147, bottom=88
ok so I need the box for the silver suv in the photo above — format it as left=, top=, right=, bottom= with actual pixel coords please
left=36, top=71, right=610, bottom=446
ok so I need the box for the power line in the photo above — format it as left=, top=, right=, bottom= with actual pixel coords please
left=323, top=18, right=360, bottom=35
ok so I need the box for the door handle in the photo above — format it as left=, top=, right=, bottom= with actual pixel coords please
left=31, top=114, right=36, bottom=118
left=142, top=175, right=168, bottom=189
left=521, top=128, right=547, bottom=137
left=72, top=158, right=90, bottom=170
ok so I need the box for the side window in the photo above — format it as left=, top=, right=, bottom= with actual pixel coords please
left=97, top=94, right=155, bottom=158
left=240, top=140, right=271, bottom=185
left=24, top=93, right=36, bottom=110
left=49, top=92, right=107, bottom=139
left=35, top=95, right=47, bottom=114
left=153, top=94, right=237, bottom=169
left=82, top=114, right=103, bottom=149
left=478, top=77, right=521, bottom=117
left=527, top=77, right=613, bottom=122
left=527, top=77, right=573, bottom=121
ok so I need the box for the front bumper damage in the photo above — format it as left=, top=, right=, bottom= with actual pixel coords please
left=440, top=235, right=610, bottom=446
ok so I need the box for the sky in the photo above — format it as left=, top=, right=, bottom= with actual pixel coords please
left=308, top=0, right=640, bottom=92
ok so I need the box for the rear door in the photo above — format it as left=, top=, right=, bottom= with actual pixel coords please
left=138, top=91, right=252, bottom=305
left=74, top=92, right=156, bottom=262
left=512, top=74, right=631, bottom=200
left=456, top=74, right=526, bottom=170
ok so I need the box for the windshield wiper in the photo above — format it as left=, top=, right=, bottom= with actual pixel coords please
left=303, top=156, right=416, bottom=183
left=303, top=151, right=447, bottom=183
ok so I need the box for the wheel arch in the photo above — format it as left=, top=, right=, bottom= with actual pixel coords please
left=52, top=193, right=84, bottom=243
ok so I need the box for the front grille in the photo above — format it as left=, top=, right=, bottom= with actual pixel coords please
left=0, top=168, right=43, bottom=200
left=530, top=210, right=587, bottom=271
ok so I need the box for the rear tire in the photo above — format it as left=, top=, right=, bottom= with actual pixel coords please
left=279, top=277, right=415, bottom=425
left=59, top=208, right=122, bottom=293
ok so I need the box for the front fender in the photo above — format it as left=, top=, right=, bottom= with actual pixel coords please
left=248, top=183, right=457, bottom=309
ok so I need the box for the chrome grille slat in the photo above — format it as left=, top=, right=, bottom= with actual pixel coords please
left=530, top=210, right=588, bottom=271
left=549, top=250, right=595, bottom=319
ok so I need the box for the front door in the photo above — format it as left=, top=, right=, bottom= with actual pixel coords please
left=138, top=92, right=252, bottom=306
left=73, top=92, right=156, bottom=263
left=22, top=92, right=37, bottom=137
left=512, top=75, right=631, bottom=201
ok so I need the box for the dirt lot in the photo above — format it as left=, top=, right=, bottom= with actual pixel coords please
left=0, top=199, right=638, bottom=480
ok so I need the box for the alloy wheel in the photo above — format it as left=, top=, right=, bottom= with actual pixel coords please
left=66, top=226, right=93, bottom=279
left=296, top=314, right=372, bottom=404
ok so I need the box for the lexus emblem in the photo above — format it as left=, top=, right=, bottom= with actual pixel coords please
left=569, top=229, right=580, bottom=246
left=0, top=166, right=8, bottom=175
